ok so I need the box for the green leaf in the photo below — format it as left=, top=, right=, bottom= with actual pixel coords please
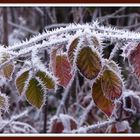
left=92, top=78, right=114, bottom=117
left=101, top=68, right=122, bottom=101
left=36, top=71, right=55, bottom=89
left=76, top=47, right=102, bottom=80
left=26, top=78, right=44, bottom=109
left=16, top=70, right=29, bottom=95
left=68, top=37, right=79, bottom=64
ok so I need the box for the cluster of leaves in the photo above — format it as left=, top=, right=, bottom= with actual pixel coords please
left=0, top=23, right=140, bottom=133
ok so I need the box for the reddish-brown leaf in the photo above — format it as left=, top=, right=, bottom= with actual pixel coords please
left=49, top=115, right=77, bottom=133
left=54, top=54, right=72, bottom=88
left=101, top=68, right=122, bottom=101
left=92, top=78, right=114, bottom=117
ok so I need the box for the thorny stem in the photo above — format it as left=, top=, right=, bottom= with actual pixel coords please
left=0, top=109, right=31, bottom=131
left=71, top=119, right=116, bottom=133
left=5, top=22, right=140, bottom=52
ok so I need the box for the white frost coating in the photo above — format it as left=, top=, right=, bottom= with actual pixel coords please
left=115, top=121, right=131, bottom=132
left=7, top=23, right=97, bottom=51
left=121, top=42, right=139, bottom=58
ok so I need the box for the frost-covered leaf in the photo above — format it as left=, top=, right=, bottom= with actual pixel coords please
left=3, top=63, right=14, bottom=80
left=129, top=43, right=140, bottom=78
left=53, top=54, right=72, bottom=88
left=36, top=71, right=55, bottom=89
left=68, top=37, right=79, bottom=64
left=16, top=70, right=29, bottom=95
left=101, top=67, right=122, bottom=101
left=26, top=78, right=44, bottom=109
left=0, top=52, right=14, bottom=80
left=92, top=78, right=114, bottom=117
left=76, top=47, right=102, bottom=80
left=49, top=114, right=77, bottom=133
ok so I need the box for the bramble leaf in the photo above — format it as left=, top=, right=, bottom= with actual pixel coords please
left=16, top=70, right=29, bottom=95
left=26, top=78, right=44, bottom=109
left=53, top=54, right=72, bottom=88
left=3, top=63, right=14, bottom=80
left=76, top=47, right=102, bottom=80
left=92, top=78, right=114, bottom=117
left=101, top=68, right=122, bottom=101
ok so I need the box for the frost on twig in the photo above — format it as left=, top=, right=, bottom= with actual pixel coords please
left=71, top=119, right=116, bottom=133
left=0, top=108, right=37, bottom=133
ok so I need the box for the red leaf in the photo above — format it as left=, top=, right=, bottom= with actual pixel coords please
left=92, top=78, right=114, bottom=117
left=49, top=115, right=77, bottom=133
left=53, top=54, right=72, bottom=88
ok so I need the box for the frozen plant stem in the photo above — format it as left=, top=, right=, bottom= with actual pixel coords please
left=71, top=119, right=116, bottom=133
left=0, top=110, right=29, bottom=131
